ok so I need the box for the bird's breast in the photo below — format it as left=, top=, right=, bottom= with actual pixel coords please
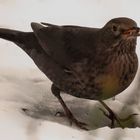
left=68, top=52, right=138, bottom=100
left=92, top=52, right=138, bottom=99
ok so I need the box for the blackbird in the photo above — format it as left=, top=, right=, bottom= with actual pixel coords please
left=0, top=17, right=139, bottom=130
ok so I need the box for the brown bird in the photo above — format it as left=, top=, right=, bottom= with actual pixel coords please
left=0, top=17, right=139, bottom=130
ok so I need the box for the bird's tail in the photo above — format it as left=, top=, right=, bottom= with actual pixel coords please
left=0, top=28, right=25, bottom=43
left=0, top=28, right=40, bottom=54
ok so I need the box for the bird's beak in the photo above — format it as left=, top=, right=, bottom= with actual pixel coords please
left=122, top=27, right=140, bottom=38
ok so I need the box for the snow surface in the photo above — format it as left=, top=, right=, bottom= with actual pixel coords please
left=0, top=0, right=140, bottom=140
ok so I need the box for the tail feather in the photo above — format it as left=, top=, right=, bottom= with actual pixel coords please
left=0, top=28, right=25, bottom=43
left=0, top=28, right=42, bottom=56
left=0, top=27, right=39, bottom=46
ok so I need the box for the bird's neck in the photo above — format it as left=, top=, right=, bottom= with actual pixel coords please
left=113, top=39, right=137, bottom=54
left=105, top=39, right=137, bottom=55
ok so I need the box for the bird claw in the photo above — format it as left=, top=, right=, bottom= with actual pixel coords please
left=55, top=110, right=88, bottom=130
left=65, top=115, right=88, bottom=130
left=99, top=107, right=124, bottom=128
left=66, top=112, right=88, bottom=130
left=71, top=118, right=88, bottom=130
left=119, top=113, right=139, bottom=122
left=99, top=107, right=138, bottom=128
left=68, top=116, right=88, bottom=130
left=77, top=121, right=87, bottom=126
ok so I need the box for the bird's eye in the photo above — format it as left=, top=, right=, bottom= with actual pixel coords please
left=112, top=25, right=118, bottom=32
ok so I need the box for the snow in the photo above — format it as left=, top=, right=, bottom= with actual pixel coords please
left=0, top=0, right=140, bottom=140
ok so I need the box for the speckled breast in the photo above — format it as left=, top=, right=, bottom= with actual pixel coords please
left=95, top=52, right=138, bottom=99
left=65, top=52, right=138, bottom=100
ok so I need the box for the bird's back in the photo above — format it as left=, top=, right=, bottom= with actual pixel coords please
left=32, top=23, right=101, bottom=67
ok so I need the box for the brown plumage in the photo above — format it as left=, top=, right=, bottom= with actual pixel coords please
left=0, top=17, right=139, bottom=130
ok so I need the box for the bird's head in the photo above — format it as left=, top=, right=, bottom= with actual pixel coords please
left=101, top=17, right=140, bottom=46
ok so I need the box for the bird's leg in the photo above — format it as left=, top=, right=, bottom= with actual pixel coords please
left=99, top=100, right=138, bottom=128
left=51, top=84, right=88, bottom=130
left=99, top=100, right=123, bottom=128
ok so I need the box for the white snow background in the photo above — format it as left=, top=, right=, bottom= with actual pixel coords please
left=0, top=0, right=140, bottom=140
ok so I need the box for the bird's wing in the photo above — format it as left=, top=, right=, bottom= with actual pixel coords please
left=31, top=22, right=98, bottom=68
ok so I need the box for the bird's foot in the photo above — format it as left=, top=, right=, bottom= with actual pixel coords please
left=72, top=119, right=88, bottom=130
left=99, top=107, right=123, bottom=128
left=55, top=110, right=88, bottom=130
left=66, top=111, right=88, bottom=130
left=99, top=108, right=138, bottom=128
left=119, top=113, right=138, bottom=122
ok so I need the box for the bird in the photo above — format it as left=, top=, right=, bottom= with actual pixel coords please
left=0, top=17, right=139, bottom=130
